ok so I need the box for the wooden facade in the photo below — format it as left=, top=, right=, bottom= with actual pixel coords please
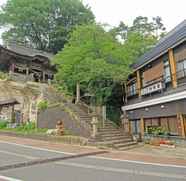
left=0, top=44, right=55, bottom=83
left=122, top=20, right=186, bottom=139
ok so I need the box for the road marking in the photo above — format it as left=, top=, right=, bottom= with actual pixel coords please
left=1, top=140, right=186, bottom=169
left=57, top=162, right=186, bottom=179
left=92, top=156, right=186, bottom=169
left=0, top=176, right=22, bottom=181
left=0, top=150, right=37, bottom=160
left=0, top=141, right=73, bottom=155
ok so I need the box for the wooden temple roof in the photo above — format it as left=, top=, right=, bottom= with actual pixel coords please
left=0, top=99, right=20, bottom=107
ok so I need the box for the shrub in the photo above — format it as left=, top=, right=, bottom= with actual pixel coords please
left=0, top=71, right=8, bottom=80
left=0, top=121, right=8, bottom=129
left=37, top=100, right=48, bottom=111
left=15, top=122, right=36, bottom=132
left=147, top=126, right=167, bottom=136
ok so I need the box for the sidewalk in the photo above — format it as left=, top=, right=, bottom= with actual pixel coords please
left=1, top=135, right=186, bottom=166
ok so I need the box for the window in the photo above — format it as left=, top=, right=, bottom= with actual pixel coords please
left=127, top=82, right=137, bottom=96
left=177, top=59, right=186, bottom=78
left=164, top=61, right=171, bottom=83
left=131, top=120, right=140, bottom=134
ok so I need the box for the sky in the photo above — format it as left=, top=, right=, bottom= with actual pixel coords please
left=0, top=0, right=186, bottom=43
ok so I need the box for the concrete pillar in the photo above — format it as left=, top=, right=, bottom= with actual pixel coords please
left=26, top=67, right=29, bottom=75
left=42, top=71, right=45, bottom=82
left=76, top=82, right=80, bottom=104
left=91, top=115, right=98, bottom=138
left=102, top=105, right=106, bottom=128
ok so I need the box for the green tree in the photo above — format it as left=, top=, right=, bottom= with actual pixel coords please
left=0, top=0, right=95, bottom=53
left=54, top=24, right=131, bottom=105
left=152, top=16, right=166, bottom=38
left=110, top=16, right=166, bottom=63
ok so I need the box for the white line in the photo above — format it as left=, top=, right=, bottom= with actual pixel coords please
left=1, top=140, right=186, bottom=169
left=0, top=150, right=37, bottom=160
left=0, top=140, right=73, bottom=155
left=57, top=162, right=186, bottom=179
left=91, top=156, right=186, bottom=169
left=0, top=176, right=22, bottom=181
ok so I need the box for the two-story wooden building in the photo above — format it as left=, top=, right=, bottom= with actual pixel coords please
left=122, top=20, right=186, bottom=139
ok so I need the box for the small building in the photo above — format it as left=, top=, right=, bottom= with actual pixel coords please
left=0, top=43, right=55, bottom=83
left=122, top=20, right=186, bottom=139
left=0, top=99, right=20, bottom=122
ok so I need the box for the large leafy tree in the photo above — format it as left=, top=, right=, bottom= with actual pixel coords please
left=110, top=16, right=166, bottom=63
left=54, top=24, right=131, bottom=105
left=0, top=0, right=95, bottom=53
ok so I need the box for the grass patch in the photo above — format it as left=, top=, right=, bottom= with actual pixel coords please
left=0, top=122, right=47, bottom=135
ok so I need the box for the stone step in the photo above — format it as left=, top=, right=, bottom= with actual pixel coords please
left=102, top=135, right=132, bottom=141
left=114, top=141, right=137, bottom=149
left=80, top=118, right=91, bottom=121
left=98, top=128, right=121, bottom=133
left=99, top=132, right=126, bottom=137
left=104, top=122, right=118, bottom=126
left=98, top=138, right=133, bottom=145
left=117, top=144, right=139, bottom=151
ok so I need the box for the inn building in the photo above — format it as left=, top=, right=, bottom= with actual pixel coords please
left=122, top=20, right=186, bottom=139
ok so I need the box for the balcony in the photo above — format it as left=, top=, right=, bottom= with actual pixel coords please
left=141, top=75, right=166, bottom=96
left=141, top=81, right=164, bottom=96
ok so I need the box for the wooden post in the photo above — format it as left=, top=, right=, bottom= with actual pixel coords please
left=136, top=70, right=141, bottom=97
left=124, top=83, right=127, bottom=104
left=168, top=49, right=177, bottom=88
left=76, top=82, right=80, bottom=104
left=140, top=118, right=145, bottom=138
left=178, top=114, right=186, bottom=138
left=11, top=105, right=15, bottom=123
left=128, top=120, right=132, bottom=135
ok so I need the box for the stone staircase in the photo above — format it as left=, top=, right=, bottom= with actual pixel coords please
left=96, top=121, right=138, bottom=150
left=67, top=102, right=138, bottom=150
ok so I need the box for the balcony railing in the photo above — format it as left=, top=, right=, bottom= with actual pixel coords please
left=127, top=69, right=186, bottom=98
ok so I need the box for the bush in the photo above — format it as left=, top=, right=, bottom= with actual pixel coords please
left=37, top=100, right=48, bottom=111
left=0, top=121, right=8, bottom=129
left=147, top=126, right=167, bottom=136
left=16, top=122, right=36, bottom=132
left=0, top=71, right=8, bottom=80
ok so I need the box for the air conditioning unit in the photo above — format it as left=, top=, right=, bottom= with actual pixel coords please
left=141, top=82, right=163, bottom=95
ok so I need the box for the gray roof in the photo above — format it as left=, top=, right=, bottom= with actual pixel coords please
left=3, top=43, right=54, bottom=60
left=0, top=99, right=20, bottom=106
left=132, top=20, right=186, bottom=70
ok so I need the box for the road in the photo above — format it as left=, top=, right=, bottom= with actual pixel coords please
left=0, top=141, right=186, bottom=181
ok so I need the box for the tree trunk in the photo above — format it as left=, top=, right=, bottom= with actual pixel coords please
left=76, top=82, right=80, bottom=104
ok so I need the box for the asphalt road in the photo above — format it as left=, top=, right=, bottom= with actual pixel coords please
left=0, top=141, right=186, bottom=181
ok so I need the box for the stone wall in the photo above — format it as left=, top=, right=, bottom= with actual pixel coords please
left=37, top=105, right=91, bottom=138
left=0, top=80, right=60, bottom=123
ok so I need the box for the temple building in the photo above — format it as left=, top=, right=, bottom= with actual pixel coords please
left=0, top=43, right=55, bottom=83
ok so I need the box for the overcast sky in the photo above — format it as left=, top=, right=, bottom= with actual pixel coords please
left=0, top=0, right=186, bottom=43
